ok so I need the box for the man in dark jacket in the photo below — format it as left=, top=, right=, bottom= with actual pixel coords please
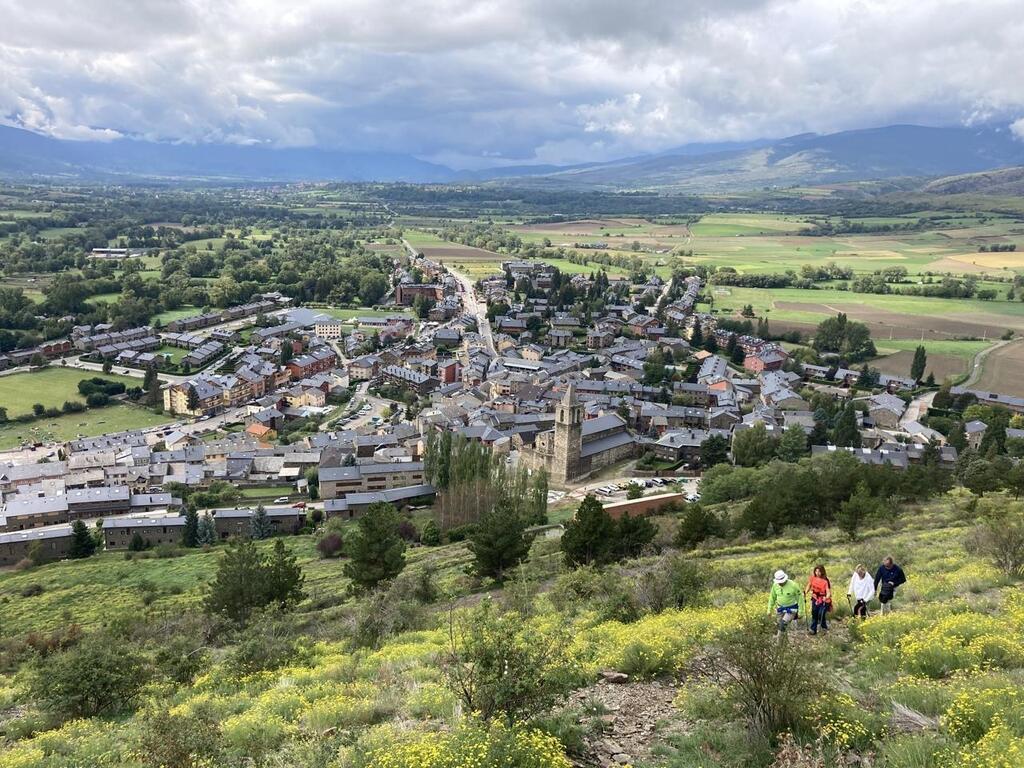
left=874, top=557, right=907, bottom=615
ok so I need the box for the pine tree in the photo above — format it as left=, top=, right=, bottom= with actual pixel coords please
left=468, top=497, right=532, bottom=581
left=197, top=513, right=217, bottom=546
left=264, top=539, right=305, bottom=608
left=690, top=321, right=703, bottom=347
left=833, top=403, right=861, bottom=447
left=911, top=345, right=928, bottom=382
left=69, top=519, right=96, bottom=559
left=948, top=421, right=968, bottom=452
left=616, top=513, right=657, bottom=559
left=250, top=504, right=271, bottom=540
left=343, top=502, right=407, bottom=593
left=205, top=539, right=269, bottom=624
left=561, top=495, right=615, bottom=567
left=836, top=481, right=878, bottom=541
left=182, top=508, right=199, bottom=548
left=186, top=385, right=200, bottom=413
left=699, top=434, right=730, bottom=468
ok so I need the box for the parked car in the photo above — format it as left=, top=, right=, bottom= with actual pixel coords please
left=274, top=496, right=290, bottom=503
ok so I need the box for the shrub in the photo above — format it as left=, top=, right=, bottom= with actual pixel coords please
left=632, top=554, right=710, bottom=615
left=19, top=583, right=44, bottom=598
left=230, top=610, right=304, bottom=674
left=30, top=635, right=148, bottom=718
left=360, top=719, right=572, bottom=768
left=696, top=616, right=822, bottom=743
left=137, top=704, right=223, bottom=768
left=420, top=519, right=441, bottom=546
left=316, top=531, right=344, bottom=558
left=966, top=500, right=1024, bottom=576
left=154, top=637, right=208, bottom=684
left=442, top=598, right=578, bottom=724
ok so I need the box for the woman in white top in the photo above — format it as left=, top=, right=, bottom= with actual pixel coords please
left=847, top=564, right=875, bottom=619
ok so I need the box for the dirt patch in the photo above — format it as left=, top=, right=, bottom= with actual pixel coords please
left=561, top=677, right=684, bottom=767
left=975, top=340, right=1024, bottom=397
left=773, top=301, right=1024, bottom=339
left=872, top=350, right=966, bottom=381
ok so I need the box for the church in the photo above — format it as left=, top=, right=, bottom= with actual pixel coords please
left=520, top=383, right=639, bottom=486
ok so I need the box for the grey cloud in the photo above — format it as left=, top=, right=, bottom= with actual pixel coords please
left=1, top=0, right=1023, bottom=167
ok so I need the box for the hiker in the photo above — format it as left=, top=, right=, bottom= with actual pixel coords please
left=767, top=569, right=806, bottom=637
left=847, top=564, right=874, bottom=619
left=804, top=564, right=832, bottom=635
left=874, top=557, right=907, bottom=615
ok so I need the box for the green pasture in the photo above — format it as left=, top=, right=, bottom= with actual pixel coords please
left=317, top=306, right=414, bottom=322
left=0, top=368, right=141, bottom=417
left=0, top=403, right=175, bottom=450
left=153, top=306, right=203, bottom=325
left=709, top=285, right=1024, bottom=323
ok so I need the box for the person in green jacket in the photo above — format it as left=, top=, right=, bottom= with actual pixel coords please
left=767, top=569, right=806, bottom=637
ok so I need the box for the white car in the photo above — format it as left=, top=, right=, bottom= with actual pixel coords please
left=274, top=496, right=289, bottom=503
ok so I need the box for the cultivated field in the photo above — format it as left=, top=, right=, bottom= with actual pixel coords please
left=972, top=339, right=1024, bottom=396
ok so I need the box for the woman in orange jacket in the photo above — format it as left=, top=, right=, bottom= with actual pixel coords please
left=805, top=564, right=832, bottom=635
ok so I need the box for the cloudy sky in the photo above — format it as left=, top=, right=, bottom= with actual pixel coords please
left=1, top=0, right=1023, bottom=168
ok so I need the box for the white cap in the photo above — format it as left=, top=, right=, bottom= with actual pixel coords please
left=773, top=570, right=788, bottom=584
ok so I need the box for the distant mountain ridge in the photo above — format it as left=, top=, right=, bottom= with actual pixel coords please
left=0, top=124, right=456, bottom=183
left=2, top=122, right=1024, bottom=189
left=501, top=125, right=1024, bottom=191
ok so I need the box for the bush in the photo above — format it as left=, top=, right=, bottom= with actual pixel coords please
left=20, top=583, right=44, bottom=598
left=421, top=519, right=441, bottom=546
left=316, top=531, right=344, bottom=558
left=696, top=616, right=822, bottom=744
left=138, top=703, right=223, bottom=768
left=632, top=554, right=710, bottom=615
left=30, top=635, right=148, bottom=718
left=442, top=598, right=578, bottom=724
left=230, top=614, right=301, bottom=674
left=154, top=637, right=208, bottom=684
left=360, top=719, right=572, bottom=768
left=966, top=500, right=1024, bottom=576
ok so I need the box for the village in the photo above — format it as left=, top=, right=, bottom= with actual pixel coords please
left=1, top=249, right=1019, bottom=566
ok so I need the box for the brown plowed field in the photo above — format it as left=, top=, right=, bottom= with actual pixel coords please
left=974, top=340, right=1024, bottom=397
left=872, top=350, right=966, bottom=381
left=774, top=301, right=1023, bottom=339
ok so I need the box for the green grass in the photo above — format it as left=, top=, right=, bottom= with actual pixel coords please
left=239, top=486, right=296, bottom=499
left=0, top=403, right=176, bottom=450
left=155, top=345, right=189, bottom=364
left=0, top=368, right=141, bottom=416
left=153, top=306, right=202, bottom=325
left=87, top=292, right=121, bottom=305
left=317, top=306, right=413, bottom=322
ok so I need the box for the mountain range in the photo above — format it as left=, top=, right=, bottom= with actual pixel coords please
left=2, top=122, right=1024, bottom=191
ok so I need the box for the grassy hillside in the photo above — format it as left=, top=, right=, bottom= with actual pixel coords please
left=0, top=491, right=1022, bottom=767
